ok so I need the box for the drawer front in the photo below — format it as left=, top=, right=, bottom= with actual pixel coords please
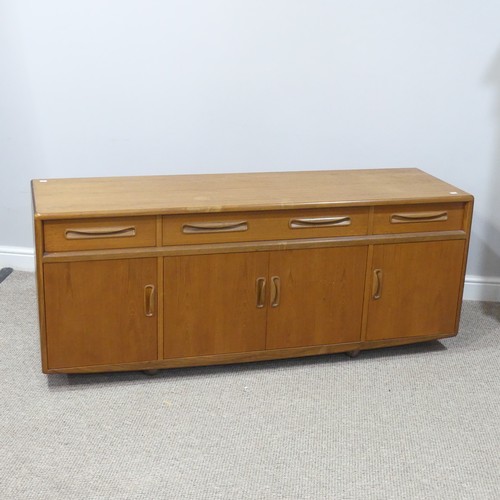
left=163, top=208, right=369, bottom=245
left=373, top=203, right=465, bottom=234
left=44, top=216, right=157, bottom=252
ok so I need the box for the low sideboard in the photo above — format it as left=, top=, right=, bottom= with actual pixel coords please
left=31, top=168, right=473, bottom=374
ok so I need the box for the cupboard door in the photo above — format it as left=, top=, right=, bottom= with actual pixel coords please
left=366, top=240, right=466, bottom=341
left=44, top=258, right=158, bottom=369
left=266, top=247, right=368, bottom=349
left=164, top=252, right=269, bottom=358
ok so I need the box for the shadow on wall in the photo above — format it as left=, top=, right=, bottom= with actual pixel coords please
left=477, top=46, right=500, bottom=278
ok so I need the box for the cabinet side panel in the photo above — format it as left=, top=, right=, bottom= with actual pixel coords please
left=454, top=200, right=474, bottom=330
left=34, top=219, right=48, bottom=372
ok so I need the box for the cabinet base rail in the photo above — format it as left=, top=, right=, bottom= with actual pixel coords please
left=44, top=332, right=456, bottom=374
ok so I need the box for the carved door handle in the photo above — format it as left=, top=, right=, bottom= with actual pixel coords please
left=372, top=269, right=383, bottom=300
left=256, top=277, right=266, bottom=308
left=144, top=285, right=155, bottom=317
left=271, top=276, right=281, bottom=307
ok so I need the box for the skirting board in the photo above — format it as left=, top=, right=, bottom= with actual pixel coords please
left=1, top=246, right=499, bottom=301
left=461, top=275, right=500, bottom=302
left=0, top=246, right=35, bottom=272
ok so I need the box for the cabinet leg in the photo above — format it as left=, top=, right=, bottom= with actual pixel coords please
left=345, top=349, right=361, bottom=359
left=143, top=369, right=159, bottom=376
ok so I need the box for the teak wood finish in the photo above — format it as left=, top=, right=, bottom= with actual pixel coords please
left=31, top=168, right=474, bottom=374
left=164, top=252, right=268, bottom=358
left=44, top=259, right=158, bottom=368
left=366, top=240, right=466, bottom=341
left=265, top=247, right=368, bottom=349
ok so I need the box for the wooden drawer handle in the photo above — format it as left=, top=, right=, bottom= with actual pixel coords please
left=289, top=216, right=351, bottom=229
left=65, top=226, right=136, bottom=239
left=390, top=212, right=448, bottom=223
left=182, top=221, right=248, bottom=234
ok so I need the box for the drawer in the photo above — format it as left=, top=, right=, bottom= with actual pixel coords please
left=373, top=203, right=465, bottom=234
left=163, top=208, right=369, bottom=245
left=44, top=216, right=157, bottom=252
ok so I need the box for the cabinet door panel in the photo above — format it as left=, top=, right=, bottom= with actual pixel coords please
left=44, top=258, right=158, bottom=369
left=266, top=246, right=367, bottom=349
left=366, top=240, right=465, bottom=341
left=164, top=253, right=268, bottom=358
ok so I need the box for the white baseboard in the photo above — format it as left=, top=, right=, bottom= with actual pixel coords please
left=462, top=275, right=500, bottom=302
left=0, top=246, right=35, bottom=272
left=1, top=246, right=499, bottom=302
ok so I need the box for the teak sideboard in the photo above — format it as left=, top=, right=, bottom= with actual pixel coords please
left=31, top=168, right=473, bottom=374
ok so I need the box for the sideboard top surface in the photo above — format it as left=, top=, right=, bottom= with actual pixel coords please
left=32, top=168, right=473, bottom=219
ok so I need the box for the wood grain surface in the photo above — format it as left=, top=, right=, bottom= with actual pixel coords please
left=32, top=168, right=473, bottom=374
left=44, top=258, right=158, bottom=369
left=32, top=168, right=473, bottom=219
left=366, top=240, right=466, bottom=340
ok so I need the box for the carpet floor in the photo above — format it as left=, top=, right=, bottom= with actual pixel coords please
left=0, top=271, right=499, bottom=499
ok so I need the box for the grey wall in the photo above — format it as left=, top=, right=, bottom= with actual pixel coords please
left=1, top=1, right=500, bottom=279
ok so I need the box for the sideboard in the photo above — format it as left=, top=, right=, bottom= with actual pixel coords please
left=31, top=168, right=473, bottom=374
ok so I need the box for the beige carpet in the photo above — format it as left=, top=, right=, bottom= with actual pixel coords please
left=1, top=271, right=499, bottom=499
